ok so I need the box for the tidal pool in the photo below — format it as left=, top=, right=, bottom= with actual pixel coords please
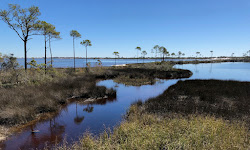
left=1, top=62, right=250, bottom=149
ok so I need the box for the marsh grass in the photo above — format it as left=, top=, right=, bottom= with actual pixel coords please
left=89, top=62, right=191, bottom=86
left=52, top=79, right=250, bottom=150
left=0, top=75, right=116, bottom=125
left=145, top=80, right=250, bottom=125
left=113, top=75, right=156, bottom=86
left=53, top=105, right=249, bottom=150
left=127, top=61, right=174, bottom=71
left=0, top=63, right=190, bottom=126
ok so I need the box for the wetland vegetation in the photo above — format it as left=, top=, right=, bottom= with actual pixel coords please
left=1, top=2, right=250, bottom=150
left=54, top=79, right=250, bottom=150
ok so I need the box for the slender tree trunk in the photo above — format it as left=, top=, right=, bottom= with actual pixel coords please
left=115, top=56, right=116, bottom=65
left=73, top=37, right=75, bottom=71
left=24, top=40, right=27, bottom=71
left=137, top=50, right=138, bottom=63
left=155, top=51, right=157, bottom=62
left=49, top=35, right=52, bottom=66
left=85, top=46, right=88, bottom=70
left=45, top=36, right=47, bottom=74
left=163, top=54, right=164, bottom=61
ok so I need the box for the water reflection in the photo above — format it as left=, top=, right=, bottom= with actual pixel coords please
left=14, top=118, right=66, bottom=150
left=74, top=104, right=85, bottom=125
left=2, top=62, right=250, bottom=149
left=1, top=79, right=176, bottom=150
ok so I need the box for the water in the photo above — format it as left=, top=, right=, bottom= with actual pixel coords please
left=17, top=58, right=199, bottom=68
left=175, top=62, right=250, bottom=81
left=1, top=62, right=250, bottom=149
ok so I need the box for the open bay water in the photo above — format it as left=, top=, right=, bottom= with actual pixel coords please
left=17, top=58, right=199, bottom=68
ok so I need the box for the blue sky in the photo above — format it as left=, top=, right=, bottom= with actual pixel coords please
left=0, top=0, right=250, bottom=58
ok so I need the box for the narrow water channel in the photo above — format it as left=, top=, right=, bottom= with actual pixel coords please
left=1, top=62, right=250, bottom=150
left=0, top=79, right=179, bottom=150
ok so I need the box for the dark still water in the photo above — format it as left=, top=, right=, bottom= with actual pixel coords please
left=0, top=79, right=179, bottom=150
left=1, top=62, right=250, bottom=149
left=17, top=58, right=198, bottom=68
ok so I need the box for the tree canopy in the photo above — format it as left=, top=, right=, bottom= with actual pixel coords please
left=0, top=4, right=41, bottom=70
left=142, top=50, right=147, bottom=57
left=70, top=30, right=81, bottom=39
left=0, top=4, right=41, bottom=42
left=80, top=39, right=92, bottom=47
left=113, top=51, right=119, bottom=56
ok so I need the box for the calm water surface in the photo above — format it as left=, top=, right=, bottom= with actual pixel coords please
left=17, top=58, right=199, bottom=68
left=1, top=62, right=250, bottom=149
left=175, top=62, right=250, bottom=81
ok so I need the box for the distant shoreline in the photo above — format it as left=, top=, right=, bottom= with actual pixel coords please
left=15, top=57, right=234, bottom=59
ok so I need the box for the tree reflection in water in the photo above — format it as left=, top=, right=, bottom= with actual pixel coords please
left=74, top=103, right=85, bottom=125
left=1, top=96, right=117, bottom=150
left=18, top=118, right=66, bottom=150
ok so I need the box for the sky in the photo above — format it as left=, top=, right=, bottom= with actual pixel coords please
left=0, top=0, right=250, bottom=58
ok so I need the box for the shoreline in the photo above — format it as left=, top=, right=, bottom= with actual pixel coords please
left=0, top=63, right=192, bottom=144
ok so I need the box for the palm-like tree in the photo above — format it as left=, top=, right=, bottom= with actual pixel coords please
left=35, top=21, right=60, bottom=73
left=151, top=49, right=154, bottom=58
left=171, top=53, right=175, bottom=58
left=70, top=30, right=81, bottom=71
left=159, top=46, right=168, bottom=61
left=153, top=45, right=160, bottom=62
left=196, top=52, right=200, bottom=58
left=135, top=47, right=141, bottom=63
left=113, top=51, right=119, bottom=65
left=231, top=53, right=235, bottom=57
left=48, top=28, right=61, bottom=66
left=210, top=51, right=213, bottom=58
left=182, top=53, right=185, bottom=57
left=141, top=50, right=147, bottom=63
left=80, top=39, right=92, bottom=69
left=178, top=51, right=182, bottom=58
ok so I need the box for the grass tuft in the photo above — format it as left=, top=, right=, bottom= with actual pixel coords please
left=54, top=105, right=249, bottom=150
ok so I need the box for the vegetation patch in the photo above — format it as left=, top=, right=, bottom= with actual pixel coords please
left=127, top=61, right=174, bottom=71
left=54, top=105, right=249, bottom=150
left=52, top=79, right=250, bottom=149
left=0, top=56, right=191, bottom=128
left=113, top=75, right=156, bottom=86
left=0, top=75, right=115, bottom=126
left=92, top=62, right=192, bottom=86
left=144, top=80, right=250, bottom=125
